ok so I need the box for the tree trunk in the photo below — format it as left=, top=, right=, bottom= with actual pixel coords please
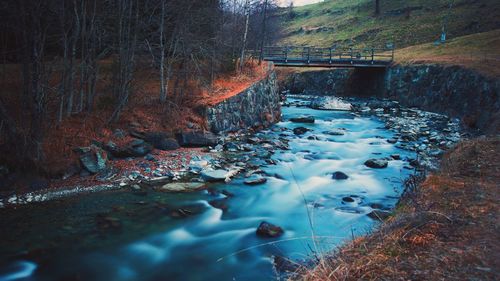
left=109, top=0, right=139, bottom=123
left=58, top=0, right=69, bottom=123
left=159, top=0, right=166, bottom=103
left=78, top=0, right=87, bottom=113
left=259, top=0, right=269, bottom=64
left=239, top=0, right=250, bottom=72
left=67, top=0, right=81, bottom=116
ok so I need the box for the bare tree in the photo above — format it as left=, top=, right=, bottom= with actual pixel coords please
left=239, top=0, right=250, bottom=72
left=159, top=0, right=167, bottom=103
left=375, top=0, right=380, bottom=16
left=258, top=0, right=269, bottom=64
left=109, top=0, right=140, bottom=123
left=0, top=0, right=272, bottom=171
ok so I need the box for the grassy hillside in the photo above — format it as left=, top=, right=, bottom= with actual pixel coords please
left=279, top=0, right=500, bottom=49
left=394, top=29, right=500, bottom=76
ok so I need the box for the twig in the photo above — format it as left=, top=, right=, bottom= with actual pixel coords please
left=216, top=235, right=345, bottom=263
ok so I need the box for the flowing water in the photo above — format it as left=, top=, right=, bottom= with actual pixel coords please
left=0, top=98, right=416, bottom=281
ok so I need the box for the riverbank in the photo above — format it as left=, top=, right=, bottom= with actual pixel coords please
left=0, top=63, right=278, bottom=207
left=301, top=136, right=499, bottom=280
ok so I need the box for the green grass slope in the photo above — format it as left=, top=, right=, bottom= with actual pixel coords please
left=394, top=29, right=500, bottom=76
left=279, top=0, right=500, bottom=49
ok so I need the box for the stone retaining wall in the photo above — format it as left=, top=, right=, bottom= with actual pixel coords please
left=282, top=65, right=500, bottom=134
left=206, top=70, right=281, bottom=133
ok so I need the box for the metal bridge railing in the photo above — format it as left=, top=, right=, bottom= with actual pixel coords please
left=252, top=45, right=394, bottom=66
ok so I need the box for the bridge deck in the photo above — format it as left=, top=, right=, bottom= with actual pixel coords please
left=256, top=46, right=394, bottom=68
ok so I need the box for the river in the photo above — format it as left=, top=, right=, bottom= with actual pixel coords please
left=0, top=97, right=419, bottom=281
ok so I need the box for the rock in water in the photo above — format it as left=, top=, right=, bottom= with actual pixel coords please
left=160, top=182, right=206, bottom=192
left=323, top=129, right=345, bottom=136
left=310, top=97, right=352, bottom=111
left=332, top=171, right=349, bottom=180
left=390, top=154, right=401, bottom=160
left=364, top=159, right=388, bottom=169
left=256, top=221, right=284, bottom=238
left=342, top=196, right=355, bottom=203
left=167, top=203, right=207, bottom=218
left=221, top=190, right=235, bottom=197
left=293, top=127, right=309, bottom=135
left=244, top=175, right=267, bottom=185
left=209, top=198, right=229, bottom=211
left=176, top=131, right=218, bottom=147
left=290, top=116, right=315, bottom=123
left=201, top=169, right=231, bottom=182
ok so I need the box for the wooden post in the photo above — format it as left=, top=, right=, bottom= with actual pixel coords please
left=329, top=48, right=332, bottom=63
left=307, top=47, right=310, bottom=63
left=371, top=48, right=374, bottom=64
left=350, top=48, right=353, bottom=64
left=284, top=46, right=288, bottom=62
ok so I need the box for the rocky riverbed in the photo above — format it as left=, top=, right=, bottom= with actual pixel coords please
left=0, top=95, right=462, bottom=281
left=284, top=94, right=463, bottom=170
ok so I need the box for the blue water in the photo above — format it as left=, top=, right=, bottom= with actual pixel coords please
left=0, top=99, right=414, bottom=281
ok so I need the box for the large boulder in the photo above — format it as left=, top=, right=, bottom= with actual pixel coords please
left=176, top=131, right=218, bottom=147
left=256, top=221, right=284, bottom=238
left=105, top=139, right=153, bottom=158
left=144, top=132, right=180, bottom=151
left=79, top=145, right=108, bottom=174
left=201, top=169, right=232, bottom=182
left=104, top=141, right=130, bottom=158
left=364, top=158, right=388, bottom=169
left=127, top=139, right=153, bottom=157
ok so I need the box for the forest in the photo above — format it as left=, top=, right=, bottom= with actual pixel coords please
left=0, top=0, right=280, bottom=174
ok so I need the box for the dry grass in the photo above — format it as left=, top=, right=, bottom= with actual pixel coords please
left=198, top=60, right=271, bottom=106
left=298, top=137, right=500, bottom=280
left=0, top=59, right=266, bottom=180
left=394, top=29, right=500, bottom=77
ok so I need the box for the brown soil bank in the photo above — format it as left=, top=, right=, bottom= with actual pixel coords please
left=299, top=137, right=500, bottom=280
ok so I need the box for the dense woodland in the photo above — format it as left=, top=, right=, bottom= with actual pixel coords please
left=0, top=0, right=281, bottom=173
